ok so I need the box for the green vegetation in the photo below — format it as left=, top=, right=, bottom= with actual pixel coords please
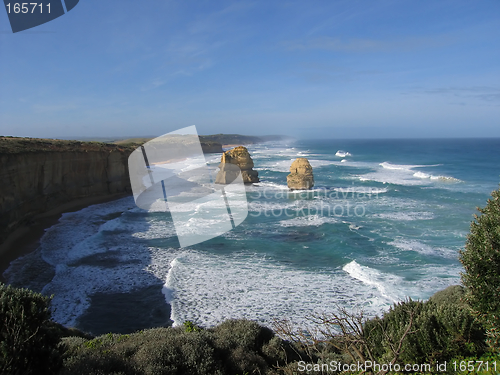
left=0, top=136, right=134, bottom=154
left=365, top=288, right=485, bottom=365
left=273, top=287, right=485, bottom=374
left=199, top=134, right=287, bottom=146
left=59, top=319, right=292, bottom=375
left=460, top=187, right=500, bottom=351
left=183, top=320, right=202, bottom=333
left=0, top=283, right=63, bottom=375
left=199, top=134, right=264, bottom=145
left=111, top=134, right=269, bottom=151
left=0, top=134, right=287, bottom=154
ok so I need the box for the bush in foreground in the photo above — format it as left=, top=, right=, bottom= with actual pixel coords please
left=0, top=283, right=63, bottom=375
left=460, top=187, right=500, bottom=350
left=60, top=319, right=293, bottom=375
left=365, top=285, right=485, bottom=366
left=273, top=285, right=485, bottom=374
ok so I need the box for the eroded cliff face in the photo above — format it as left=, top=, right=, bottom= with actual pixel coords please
left=287, top=158, right=314, bottom=190
left=215, top=146, right=259, bottom=184
left=0, top=136, right=228, bottom=245
left=0, top=138, right=134, bottom=244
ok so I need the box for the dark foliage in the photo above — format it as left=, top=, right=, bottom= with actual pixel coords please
left=364, top=286, right=485, bottom=366
left=60, top=320, right=290, bottom=375
left=0, top=283, right=63, bottom=375
left=459, top=187, right=500, bottom=349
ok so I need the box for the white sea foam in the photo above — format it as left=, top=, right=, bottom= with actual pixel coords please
left=342, top=261, right=403, bottom=302
left=389, top=240, right=457, bottom=258
left=255, top=159, right=294, bottom=173
left=415, top=265, right=462, bottom=292
left=333, top=187, right=388, bottom=194
left=335, top=150, right=352, bottom=157
left=40, top=197, right=137, bottom=266
left=308, top=159, right=335, bottom=168
left=22, top=197, right=179, bottom=327
left=372, top=211, right=434, bottom=221
left=358, top=162, right=461, bottom=186
left=334, top=161, right=375, bottom=168
left=163, top=251, right=394, bottom=329
left=379, top=162, right=423, bottom=170
left=413, top=171, right=461, bottom=182
left=250, top=181, right=289, bottom=190
left=255, top=157, right=333, bottom=173
left=161, top=250, right=462, bottom=329
left=132, top=219, right=178, bottom=239
left=278, top=215, right=339, bottom=227
left=9, top=192, right=462, bottom=331
left=247, top=200, right=302, bottom=213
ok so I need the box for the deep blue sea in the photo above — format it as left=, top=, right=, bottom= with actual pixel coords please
left=5, top=138, right=500, bottom=333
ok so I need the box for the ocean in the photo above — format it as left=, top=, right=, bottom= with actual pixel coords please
left=4, top=138, right=500, bottom=334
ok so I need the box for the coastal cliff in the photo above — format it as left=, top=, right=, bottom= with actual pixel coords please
left=0, top=137, right=135, bottom=245
left=0, top=136, right=244, bottom=245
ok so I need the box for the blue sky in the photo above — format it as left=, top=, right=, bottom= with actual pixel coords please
left=1, top=0, right=499, bottom=139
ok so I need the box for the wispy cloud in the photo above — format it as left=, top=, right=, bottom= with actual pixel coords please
left=32, top=103, right=79, bottom=113
left=139, top=3, right=251, bottom=91
left=284, top=34, right=457, bottom=53
left=424, top=86, right=500, bottom=102
left=186, top=2, right=256, bottom=35
left=288, top=61, right=381, bottom=84
left=403, top=86, right=500, bottom=105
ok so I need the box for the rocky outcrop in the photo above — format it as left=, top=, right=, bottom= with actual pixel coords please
left=0, top=137, right=134, bottom=244
left=287, top=158, right=314, bottom=190
left=215, top=146, right=259, bottom=184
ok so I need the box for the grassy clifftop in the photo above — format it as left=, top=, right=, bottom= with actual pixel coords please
left=0, top=134, right=289, bottom=155
left=0, top=136, right=134, bottom=154
left=111, top=134, right=288, bottom=148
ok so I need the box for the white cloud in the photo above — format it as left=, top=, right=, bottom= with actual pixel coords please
left=284, top=34, right=457, bottom=53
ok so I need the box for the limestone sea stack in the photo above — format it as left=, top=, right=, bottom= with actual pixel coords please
left=215, top=146, right=259, bottom=184
left=287, top=158, right=314, bottom=190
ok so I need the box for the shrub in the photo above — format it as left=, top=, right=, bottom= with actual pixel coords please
left=210, top=319, right=276, bottom=374
left=0, top=283, right=63, bottom=375
left=132, top=328, right=220, bottom=375
left=61, top=332, right=137, bottom=375
left=459, top=187, right=500, bottom=349
left=211, top=319, right=274, bottom=352
left=183, top=320, right=202, bottom=333
left=60, top=320, right=286, bottom=375
left=364, top=287, right=485, bottom=366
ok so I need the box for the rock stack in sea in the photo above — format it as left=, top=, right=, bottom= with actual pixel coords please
left=215, top=146, right=259, bottom=184
left=287, top=158, right=314, bottom=190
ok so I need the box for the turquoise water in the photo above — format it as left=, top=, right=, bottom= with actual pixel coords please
left=5, top=138, right=500, bottom=333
